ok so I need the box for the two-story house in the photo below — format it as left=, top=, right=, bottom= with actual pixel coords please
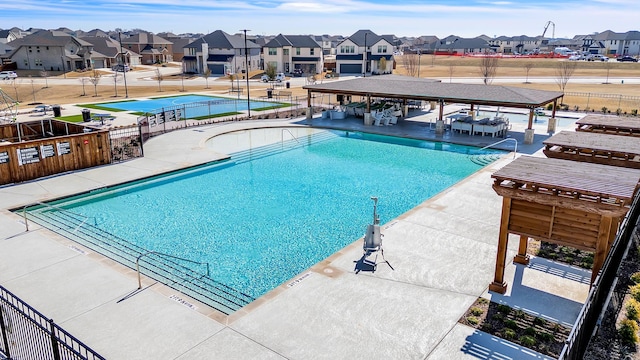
left=120, top=31, right=172, bottom=65
left=182, top=30, right=261, bottom=76
left=263, top=34, right=322, bottom=75
left=580, top=30, right=640, bottom=56
left=80, top=36, right=141, bottom=69
left=335, top=30, right=395, bottom=75
left=7, top=30, right=94, bottom=71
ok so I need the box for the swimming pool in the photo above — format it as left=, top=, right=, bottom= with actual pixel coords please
left=90, top=95, right=282, bottom=119
left=23, top=129, right=504, bottom=313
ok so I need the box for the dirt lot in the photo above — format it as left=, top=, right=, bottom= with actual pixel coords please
left=4, top=57, right=640, bottom=113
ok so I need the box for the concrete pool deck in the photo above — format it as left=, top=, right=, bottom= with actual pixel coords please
left=0, top=108, right=587, bottom=359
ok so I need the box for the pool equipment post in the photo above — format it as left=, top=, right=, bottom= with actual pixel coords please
left=22, top=206, right=29, bottom=231
left=241, top=29, right=251, bottom=118
left=371, top=196, right=379, bottom=225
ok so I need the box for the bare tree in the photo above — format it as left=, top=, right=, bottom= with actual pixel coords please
left=479, top=56, right=499, bottom=85
left=554, top=61, right=578, bottom=91
left=155, top=68, right=164, bottom=92
left=40, top=70, right=50, bottom=88
left=79, top=77, right=90, bottom=96
left=10, top=78, right=19, bottom=101
left=523, top=62, right=534, bottom=84
left=448, top=64, right=455, bottom=83
left=112, top=73, right=121, bottom=97
left=29, top=76, right=37, bottom=103
left=378, top=57, right=387, bottom=74
left=203, top=67, right=211, bottom=89
left=401, top=54, right=419, bottom=77
left=89, top=69, right=102, bottom=97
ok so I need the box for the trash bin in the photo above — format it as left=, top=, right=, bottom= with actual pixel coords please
left=267, top=88, right=273, bottom=99
left=81, top=109, right=91, bottom=122
left=52, top=105, right=61, bottom=117
left=286, top=81, right=290, bottom=89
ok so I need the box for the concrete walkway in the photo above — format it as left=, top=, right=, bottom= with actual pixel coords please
left=0, top=108, right=587, bottom=359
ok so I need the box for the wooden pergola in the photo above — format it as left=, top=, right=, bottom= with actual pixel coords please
left=576, top=114, right=640, bottom=137
left=543, top=131, right=640, bottom=169
left=303, top=76, right=564, bottom=143
left=489, top=156, right=640, bottom=294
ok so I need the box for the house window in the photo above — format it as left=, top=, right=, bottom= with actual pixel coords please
left=310, top=48, right=315, bottom=55
left=24, top=59, right=28, bottom=66
left=340, top=46, right=355, bottom=54
left=377, top=45, right=387, bottom=53
left=35, top=59, right=42, bottom=66
left=296, top=47, right=301, bottom=55
left=283, top=49, right=289, bottom=55
left=269, top=48, right=277, bottom=56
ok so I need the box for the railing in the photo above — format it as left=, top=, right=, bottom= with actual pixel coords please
left=479, top=138, right=518, bottom=158
left=0, top=285, right=105, bottom=360
left=282, top=128, right=300, bottom=147
left=559, top=189, right=640, bottom=359
left=21, top=205, right=254, bottom=315
left=23, top=202, right=96, bottom=232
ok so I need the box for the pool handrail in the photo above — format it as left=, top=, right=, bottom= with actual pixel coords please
left=282, top=128, right=300, bottom=145
left=136, top=251, right=211, bottom=289
left=23, top=202, right=97, bottom=232
left=479, top=138, right=517, bottom=158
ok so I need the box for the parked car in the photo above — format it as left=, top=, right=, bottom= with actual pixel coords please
left=112, top=64, right=130, bottom=72
left=617, top=55, right=638, bottom=62
left=586, top=54, right=609, bottom=62
left=568, top=54, right=584, bottom=61
left=0, top=71, right=18, bottom=80
left=292, top=69, right=303, bottom=77
left=261, top=72, right=285, bottom=82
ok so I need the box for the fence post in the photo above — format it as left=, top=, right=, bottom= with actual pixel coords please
left=0, top=305, right=12, bottom=360
left=49, top=319, right=61, bottom=360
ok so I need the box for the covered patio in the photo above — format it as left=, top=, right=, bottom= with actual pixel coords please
left=303, top=76, right=565, bottom=144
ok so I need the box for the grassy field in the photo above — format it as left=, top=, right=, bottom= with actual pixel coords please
left=4, top=57, right=640, bottom=114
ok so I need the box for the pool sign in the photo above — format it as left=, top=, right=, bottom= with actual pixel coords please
left=40, top=144, right=55, bottom=159
left=0, top=151, right=8, bottom=164
left=57, top=141, right=71, bottom=155
left=17, top=147, right=40, bottom=166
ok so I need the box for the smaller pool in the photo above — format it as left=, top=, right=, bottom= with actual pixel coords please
left=90, top=95, right=282, bottom=119
left=476, top=111, right=580, bottom=128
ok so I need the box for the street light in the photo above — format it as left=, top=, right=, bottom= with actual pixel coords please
left=118, top=32, right=129, bottom=98
left=241, top=29, right=251, bottom=118
left=363, top=32, right=368, bottom=78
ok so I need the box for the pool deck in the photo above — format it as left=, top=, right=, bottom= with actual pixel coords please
left=0, top=107, right=588, bottom=359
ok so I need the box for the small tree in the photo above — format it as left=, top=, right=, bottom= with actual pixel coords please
left=555, top=61, right=578, bottom=91
left=378, top=57, right=387, bottom=74
left=479, top=56, right=499, bottom=85
left=155, top=68, right=164, bottom=92
left=112, top=73, right=121, bottom=97
left=79, top=77, right=90, bottom=96
left=523, top=62, right=534, bottom=84
left=448, top=64, right=455, bottom=83
left=401, top=54, right=419, bottom=77
left=89, top=69, right=101, bottom=97
left=265, top=63, right=277, bottom=81
left=203, top=67, right=211, bottom=89
left=40, top=70, right=50, bottom=88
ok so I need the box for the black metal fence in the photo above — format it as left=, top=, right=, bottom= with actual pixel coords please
left=0, top=285, right=105, bottom=360
left=109, top=125, right=143, bottom=162
left=559, top=190, right=640, bottom=359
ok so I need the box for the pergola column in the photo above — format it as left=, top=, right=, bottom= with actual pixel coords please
left=490, top=197, right=512, bottom=294
left=306, top=89, right=313, bottom=120
left=514, top=235, right=530, bottom=265
left=364, top=94, right=372, bottom=126
left=524, top=109, right=535, bottom=144
left=547, top=99, right=558, bottom=134
left=436, top=99, right=445, bottom=135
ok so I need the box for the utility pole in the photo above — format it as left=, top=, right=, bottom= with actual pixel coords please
left=118, top=32, right=129, bottom=98
left=241, top=29, right=251, bottom=118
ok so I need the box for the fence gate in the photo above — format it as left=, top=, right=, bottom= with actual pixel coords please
left=110, top=125, right=144, bottom=162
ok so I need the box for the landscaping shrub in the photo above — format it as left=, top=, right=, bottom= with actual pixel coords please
left=504, top=319, right=518, bottom=330
left=520, top=335, right=536, bottom=347
left=503, top=328, right=516, bottom=340
left=626, top=299, right=640, bottom=321
left=533, top=317, right=546, bottom=326
left=538, top=332, right=555, bottom=342
left=618, top=319, right=640, bottom=345
left=467, top=316, right=479, bottom=326
left=470, top=307, right=483, bottom=316
left=524, top=326, right=537, bottom=336
left=497, top=304, right=511, bottom=314
left=514, top=309, right=526, bottom=319
left=630, top=283, right=640, bottom=302
left=631, top=271, right=640, bottom=284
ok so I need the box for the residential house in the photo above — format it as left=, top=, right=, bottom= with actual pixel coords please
left=313, top=35, right=334, bottom=56
left=7, top=30, right=95, bottom=71
left=120, top=31, right=173, bottom=64
left=335, top=30, right=395, bottom=75
left=263, top=34, right=322, bottom=74
left=435, top=36, right=493, bottom=55
left=157, top=32, right=199, bottom=62
left=0, top=28, right=24, bottom=44
left=488, top=35, right=543, bottom=54
left=579, top=30, right=640, bottom=56
left=80, top=36, right=141, bottom=69
left=182, top=30, right=261, bottom=76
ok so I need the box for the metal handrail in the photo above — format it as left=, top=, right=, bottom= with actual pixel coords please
left=136, top=251, right=210, bottom=289
left=22, top=202, right=97, bottom=232
left=479, top=138, right=518, bottom=158
left=282, top=128, right=300, bottom=145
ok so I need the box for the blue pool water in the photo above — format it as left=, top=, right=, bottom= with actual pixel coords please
left=95, top=95, right=279, bottom=118
left=32, top=130, right=502, bottom=300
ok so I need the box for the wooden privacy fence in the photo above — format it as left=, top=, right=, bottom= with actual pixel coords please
left=0, top=120, right=112, bottom=185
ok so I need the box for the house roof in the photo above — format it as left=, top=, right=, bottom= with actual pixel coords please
left=122, top=32, right=172, bottom=46
left=303, top=75, right=564, bottom=108
left=186, top=30, right=260, bottom=50
left=344, top=30, right=390, bottom=47
left=264, top=34, right=320, bottom=48
left=438, top=37, right=491, bottom=50
left=81, top=36, right=139, bottom=58
left=7, top=30, right=92, bottom=48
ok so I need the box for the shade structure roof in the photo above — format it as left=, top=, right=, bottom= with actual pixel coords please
left=303, top=75, right=564, bottom=109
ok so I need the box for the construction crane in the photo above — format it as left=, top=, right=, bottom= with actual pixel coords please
left=541, top=21, right=555, bottom=39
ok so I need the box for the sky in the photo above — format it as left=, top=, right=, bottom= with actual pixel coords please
left=1, top=0, right=639, bottom=39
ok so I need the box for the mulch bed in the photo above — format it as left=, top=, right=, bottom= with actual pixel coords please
left=459, top=297, right=571, bottom=357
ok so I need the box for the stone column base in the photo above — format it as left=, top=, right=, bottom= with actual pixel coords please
left=524, top=128, right=535, bottom=144
left=514, top=254, right=530, bottom=265
left=435, top=120, right=445, bottom=135
left=306, top=106, right=313, bottom=120
left=547, top=117, right=557, bottom=134
left=364, top=112, right=372, bottom=126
